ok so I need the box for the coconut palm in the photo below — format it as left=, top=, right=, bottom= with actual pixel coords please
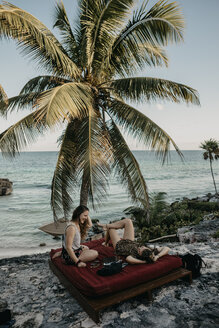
left=0, top=0, right=200, bottom=220
left=200, top=139, right=219, bottom=194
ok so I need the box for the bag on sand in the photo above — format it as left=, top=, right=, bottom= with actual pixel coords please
left=179, top=253, right=206, bottom=278
left=97, top=257, right=128, bottom=276
left=97, top=261, right=123, bottom=276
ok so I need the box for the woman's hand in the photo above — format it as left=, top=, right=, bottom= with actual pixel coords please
left=78, top=261, right=86, bottom=267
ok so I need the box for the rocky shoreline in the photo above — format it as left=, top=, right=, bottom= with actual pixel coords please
left=1, top=238, right=218, bottom=328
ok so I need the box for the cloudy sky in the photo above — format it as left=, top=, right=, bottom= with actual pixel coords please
left=0, top=0, right=218, bottom=151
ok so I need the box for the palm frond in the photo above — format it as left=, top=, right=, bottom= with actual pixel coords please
left=0, top=83, right=8, bottom=104
left=51, top=120, right=81, bottom=221
left=83, top=0, right=134, bottom=72
left=34, top=82, right=93, bottom=125
left=75, top=108, right=112, bottom=208
left=106, top=0, right=184, bottom=75
left=0, top=93, right=40, bottom=117
left=53, top=1, right=80, bottom=63
left=107, top=97, right=183, bottom=162
left=0, top=84, right=8, bottom=116
left=109, top=77, right=200, bottom=105
left=0, top=2, right=80, bottom=78
left=0, top=111, right=49, bottom=156
left=106, top=119, right=149, bottom=207
left=19, top=75, right=71, bottom=95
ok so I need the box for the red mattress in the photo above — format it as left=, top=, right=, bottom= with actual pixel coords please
left=50, top=238, right=182, bottom=297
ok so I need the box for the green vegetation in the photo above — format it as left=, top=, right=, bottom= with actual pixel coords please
left=125, top=192, right=219, bottom=243
left=0, top=1, right=199, bottom=220
left=200, top=139, right=219, bottom=194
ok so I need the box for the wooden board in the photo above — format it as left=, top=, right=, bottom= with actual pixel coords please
left=49, top=260, right=192, bottom=323
left=39, top=220, right=68, bottom=236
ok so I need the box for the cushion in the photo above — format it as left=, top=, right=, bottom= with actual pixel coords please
left=50, top=238, right=182, bottom=297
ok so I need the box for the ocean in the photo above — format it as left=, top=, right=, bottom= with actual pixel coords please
left=0, top=150, right=218, bottom=257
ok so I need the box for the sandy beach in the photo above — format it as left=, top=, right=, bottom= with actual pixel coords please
left=1, top=239, right=218, bottom=328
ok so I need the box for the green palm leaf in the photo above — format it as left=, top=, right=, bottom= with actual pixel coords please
left=0, top=93, right=40, bottom=117
left=51, top=120, right=80, bottom=220
left=0, top=84, right=8, bottom=116
left=0, top=111, right=49, bottom=156
left=75, top=109, right=112, bottom=207
left=0, top=83, right=8, bottom=103
left=34, top=82, right=93, bottom=125
left=53, top=2, right=80, bottom=63
left=109, top=77, right=200, bottom=104
left=19, top=76, right=71, bottom=95
left=107, top=97, right=182, bottom=162
left=107, top=0, right=184, bottom=75
left=0, top=2, right=80, bottom=78
left=82, top=0, right=134, bottom=71
left=107, top=119, right=149, bottom=206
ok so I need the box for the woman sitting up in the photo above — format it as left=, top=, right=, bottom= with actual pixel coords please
left=53, top=205, right=98, bottom=267
left=98, top=218, right=170, bottom=264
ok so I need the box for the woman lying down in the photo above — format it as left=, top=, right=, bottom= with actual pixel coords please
left=98, top=218, right=170, bottom=264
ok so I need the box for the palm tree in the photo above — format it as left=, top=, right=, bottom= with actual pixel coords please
left=200, top=139, right=219, bottom=194
left=0, top=0, right=200, bottom=221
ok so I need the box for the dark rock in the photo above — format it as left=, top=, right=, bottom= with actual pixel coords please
left=0, top=178, right=13, bottom=196
left=178, top=217, right=219, bottom=243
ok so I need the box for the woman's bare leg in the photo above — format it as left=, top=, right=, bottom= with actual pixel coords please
left=52, top=250, right=61, bottom=259
left=100, top=218, right=135, bottom=247
left=108, top=229, right=121, bottom=248
left=103, top=229, right=110, bottom=246
left=79, top=249, right=98, bottom=262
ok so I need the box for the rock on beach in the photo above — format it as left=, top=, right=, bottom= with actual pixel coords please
left=1, top=240, right=219, bottom=328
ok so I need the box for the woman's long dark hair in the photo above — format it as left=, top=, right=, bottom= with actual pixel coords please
left=71, top=205, right=89, bottom=240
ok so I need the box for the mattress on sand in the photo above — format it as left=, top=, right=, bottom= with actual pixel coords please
left=50, top=238, right=182, bottom=297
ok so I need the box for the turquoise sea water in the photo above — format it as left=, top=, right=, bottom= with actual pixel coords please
left=0, top=151, right=219, bottom=254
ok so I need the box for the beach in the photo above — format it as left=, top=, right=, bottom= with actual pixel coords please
left=1, top=240, right=218, bottom=328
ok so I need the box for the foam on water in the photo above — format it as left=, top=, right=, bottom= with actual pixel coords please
left=0, top=150, right=218, bottom=256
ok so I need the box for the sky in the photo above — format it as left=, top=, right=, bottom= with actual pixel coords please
left=0, top=0, right=219, bottom=151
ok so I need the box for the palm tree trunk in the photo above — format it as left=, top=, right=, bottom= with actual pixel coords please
left=80, top=171, right=89, bottom=206
left=210, top=159, right=218, bottom=194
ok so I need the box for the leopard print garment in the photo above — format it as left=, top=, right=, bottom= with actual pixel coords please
left=115, top=239, right=142, bottom=259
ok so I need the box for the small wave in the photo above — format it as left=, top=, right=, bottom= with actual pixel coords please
left=36, top=184, right=51, bottom=189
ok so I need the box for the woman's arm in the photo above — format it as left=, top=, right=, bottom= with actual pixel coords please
left=87, top=215, right=92, bottom=228
left=154, top=246, right=170, bottom=261
left=126, top=255, right=146, bottom=265
left=66, top=226, right=86, bottom=266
